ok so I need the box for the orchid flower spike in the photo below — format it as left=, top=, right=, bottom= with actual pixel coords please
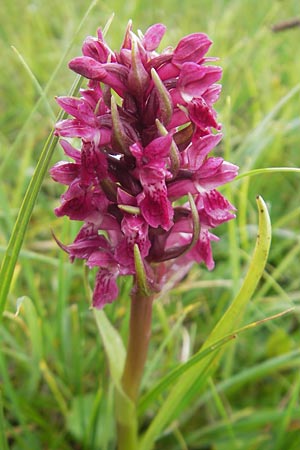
left=51, top=22, right=238, bottom=308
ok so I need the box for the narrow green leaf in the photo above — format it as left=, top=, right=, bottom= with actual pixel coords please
left=273, top=369, right=300, bottom=450
left=11, top=45, right=56, bottom=121
left=196, top=349, right=300, bottom=408
left=92, top=309, right=136, bottom=430
left=235, top=82, right=300, bottom=171
left=0, top=0, right=99, bottom=177
left=92, top=309, right=126, bottom=386
left=186, top=407, right=300, bottom=447
left=235, top=166, right=300, bottom=182
left=203, top=196, right=271, bottom=339
left=0, top=0, right=102, bottom=319
left=39, top=359, right=69, bottom=418
left=0, top=246, right=59, bottom=267
left=0, top=75, right=83, bottom=320
left=0, top=391, right=9, bottom=450
left=138, top=308, right=291, bottom=416
left=139, top=196, right=272, bottom=450
left=138, top=332, right=236, bottom=416
left=0, top=350, right=31, bottom=447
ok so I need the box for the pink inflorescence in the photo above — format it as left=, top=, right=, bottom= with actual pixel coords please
left=51, top=22, right=238, bottom=308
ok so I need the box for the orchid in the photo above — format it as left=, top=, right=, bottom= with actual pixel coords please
left=49, top=20, right=241, bottom=450
left=51, top=22, right=238, bottom=310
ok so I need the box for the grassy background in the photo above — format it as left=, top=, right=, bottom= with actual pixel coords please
left=1, top=0, right=300, bottom=449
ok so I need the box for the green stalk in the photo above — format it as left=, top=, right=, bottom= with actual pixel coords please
left=116, top=418, right=139, bottom=450
left=116, top=290, right=154, bottom=450
left=121, top=291, right=154, bottom=404
left=115, top=244, right=154, bottom=450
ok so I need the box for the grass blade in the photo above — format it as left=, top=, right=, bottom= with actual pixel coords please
left=92, top=309, right=126, bottom=387
left=235, top=83, right=300, bottom=170
left=139, top=195, right=272, bottom=450
left=138, top=332, right=236, bottom=416
left=0, top=390, right=9, bottom=450
left=0, top=0, right=99, bottom=177
left=0, top=75, right=82, bottom=320
left=138, top=308, right=292, bottom=416
left=235, top=166, right=300, bottom=182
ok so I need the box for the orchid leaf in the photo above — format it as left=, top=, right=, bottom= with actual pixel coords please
left=93, top=309, right=126, bottom=387
left=138, top=308, right=292, bottom=416
left=92, top=307, right=137, bottom=449
left=139, top=195, right=272, bottom=450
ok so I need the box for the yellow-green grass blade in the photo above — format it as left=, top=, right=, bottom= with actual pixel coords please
left=139, top=196, right=272, bottom=450
left=0, top=75, right=82, bottom=320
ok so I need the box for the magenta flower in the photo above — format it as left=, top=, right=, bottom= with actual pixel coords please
left=51, top=22, right=238, bottom=308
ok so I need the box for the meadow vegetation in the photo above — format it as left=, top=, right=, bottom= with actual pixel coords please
left=1, top=0, right=300, bottom=449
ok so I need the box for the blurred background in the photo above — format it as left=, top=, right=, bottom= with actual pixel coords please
left=1, top=0, right=300, bottom=449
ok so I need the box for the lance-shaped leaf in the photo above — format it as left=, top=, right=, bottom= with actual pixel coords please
left=93, top=308, right=137, bottom=441
left=138, top=308, right=293, bottom=416
left=139, top=195, right=272, bottom=450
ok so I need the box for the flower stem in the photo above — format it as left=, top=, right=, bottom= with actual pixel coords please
left=122, top=290, right=154, bottom=403
left=117, top=420, right=138, bottom=450
left=116, top=290, right=154, bottom=450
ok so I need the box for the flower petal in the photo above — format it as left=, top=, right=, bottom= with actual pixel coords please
left=55, top=96, right=95, bottom=125
left=55, top=118, right=98, bottom=140
left=69, top=56, right=107, bottom=79
left=55, top=181, right=95, bottom=220
left=82, top=36, right=111, bottom=63
left=198, top=159, right=239, bottom=189
left=143, top=24, right=166, bottom=51
left=59, top=139, right=81, bottom=162
left=178, top=63, right=222, bottom=102
left=115, top=215, right=151, bottom=267
left=188, top=97, right=220, bottom=130
left=92, top=267, right=119, bottom=308
left=189, top=229, right=218, bottom=270
left=187, top=133, right=223, bottom=170
left=173, top=33, right=212, bottom=66
left=138, top=174, right=174, bottom=230
left=144, top=134, right=172, bottom=161
left=200, top=190, right=236, bottom=227
left=50, top=162, right=80, bottom=185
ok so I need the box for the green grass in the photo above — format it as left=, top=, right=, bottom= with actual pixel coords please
left=1, top=0, right=300, bottom=449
